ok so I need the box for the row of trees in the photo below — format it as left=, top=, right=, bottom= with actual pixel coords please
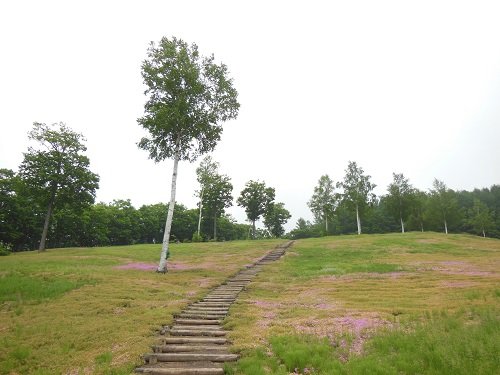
left=300, top=161, right=500, bottom=239
left=0, top=173, right=251, bottom=251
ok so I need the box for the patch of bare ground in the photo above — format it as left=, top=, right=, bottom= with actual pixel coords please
left=249, top=299, right=390, bottom=359
left=319, top=272, right=409, bottom=281
left=293, top=313, right=391, bottom=360
left=413, top=260, right=499, bottom=277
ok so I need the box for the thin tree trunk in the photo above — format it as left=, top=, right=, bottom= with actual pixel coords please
left=420, top=220, right=424, bottom=232
left=197, top=188, right=204, bottom=236
left=400, top=216, right=405, bottom=233
left=325, top=212, right=329, bottom=233
left=252, top=220, right=256, bottom=239
left=157, top=151, right=180, bottom=273
left=39, top=186, right=57, bottom=252
left=444, top=218, right=448, bottom=235
left=356, top=204, right=361, bottom=235
left=213, top=211, right=217, bottom=241
left=482, top=228, right=485, bottom=238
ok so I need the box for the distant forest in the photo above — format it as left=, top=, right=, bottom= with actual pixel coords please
left=1, top=165, right=499, bottom=251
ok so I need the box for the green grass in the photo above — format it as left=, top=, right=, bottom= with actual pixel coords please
left=0, top=273, right=95, bottom=303
left=0, top=240, right=281, bottom=374
left=225, top=232, right=500, bottom=374
left=229, top=308, right=499, bottom=375
left=1, top=233, right=498, bottom=374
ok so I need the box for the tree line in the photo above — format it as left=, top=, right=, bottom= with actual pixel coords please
left=0, top=123, right=290, bottom=252
left=295, top=161, right=500, bottom=239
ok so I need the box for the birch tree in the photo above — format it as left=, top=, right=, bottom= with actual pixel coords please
left=195, top=156, right=219, bottom=239
left=337, top=161, right=376, bottom=235
left=308, top=174, right=336, bottom=233
left=469, top=198, right=494, bottom=237
left=18, top=122, right=99, bottom=251
left=385, top=173, right=415, bottom=233
left=137, top=36, right=239, bottom=272
left=429, top=179, right=458, bottom=235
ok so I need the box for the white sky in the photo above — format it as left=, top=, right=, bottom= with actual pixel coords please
left=1, top=0, right=499, bottom=231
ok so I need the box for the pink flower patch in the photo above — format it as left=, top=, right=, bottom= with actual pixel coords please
left=114, top=261, right=195, bottom=271
left=115, top=262, right=157, bottom=271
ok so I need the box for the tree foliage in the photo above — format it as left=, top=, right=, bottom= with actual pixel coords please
left=237, top=180, right=275, bottom=239
left=195, top=156, right=219, bottom=236
left=137, top=37, right=239, bottom=162
left=18, top=122, right=99, bottom=250
left=428, top=179, right=459, bottom=234
left=308, top=175, right=336, bottom=234
left=385, top=173, right=415, bottom=233
left=264, top=202, right=291, bottom=237
left=202, top=173, right=233, bottom=240
left=337, top=161, right=376, bottom=235
left=469, top=198, right=494, bottom=237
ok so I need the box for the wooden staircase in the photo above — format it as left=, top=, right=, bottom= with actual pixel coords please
left=135, top=241, right=293, bottom=375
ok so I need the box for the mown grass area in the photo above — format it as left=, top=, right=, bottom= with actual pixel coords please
left=0, top=240, right=281, bottom=374
left=226, top=232, right=500, bottom=374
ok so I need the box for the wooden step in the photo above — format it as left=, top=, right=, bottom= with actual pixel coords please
left=160, top=337, right=227, bottom=345
left=193, top=302, right=231, bottom=307
left=172, top=325, right=223, bottom=331
left=185, top=307, right=229, bottom=312
left=146, top=353, right=238, bottom=363
left=168, top=329, right=226, bottom=337
left=174, top=319, right=222, bottom=325
left=152, top=345, right=230, bottom=353
left=175, top=313, right=226, bottom=320
left=136, top=366, right=224, bottom=374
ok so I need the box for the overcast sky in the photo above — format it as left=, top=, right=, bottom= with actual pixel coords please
left=1, top=0, right=499, bottom=231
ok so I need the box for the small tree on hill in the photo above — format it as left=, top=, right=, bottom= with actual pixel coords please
left=237, top=180, right=275, bottom=239
left=195, top=156, right=219, bottom=239
left=203, top=173, right=233, bottom=240
left=308, top=174, right=336, bottom=234
left=428, top=179, right=458, bottom=235
left=337, top=161, right=376, bottom=235
left=385, top=173, right=415, bottom=233
left=19, top=122, right=99, bottom=251
left=469, top=198, right=494, bottom=237
left=137, top=36, right=239, bottom=272
left=264, top=202, right=291, bottom=237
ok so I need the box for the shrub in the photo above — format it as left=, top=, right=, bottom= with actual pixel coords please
left=192, top=232, right=203, bottom=242
left=0, top=241, right=12, bottom=256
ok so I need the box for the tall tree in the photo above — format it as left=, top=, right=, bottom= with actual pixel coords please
left=428, top=179, right=458, bottom=234
left=18, top=122, right=99, bottom=251
left=308, top=174, right=336, bottom=234
left=203, top=173, right=233, bottom=240
left=137, top=36, right=239, bottom=272
left=337, top=161, right=376, bottom=235
left=237, top=180, right=275, bottom=239
left=195, top=156, right=219, bottom=238
left=264, top=202, right=291, bottom=237
left=407, top=189, right=427, bottom=232
left=385, top=173, right=415, bottom=233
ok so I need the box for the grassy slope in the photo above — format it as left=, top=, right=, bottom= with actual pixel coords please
left=0, top=234, right=498, bottom=374
left=0, top=240, right=281, bottom=374
left=225, top=233, right=499, bottom=375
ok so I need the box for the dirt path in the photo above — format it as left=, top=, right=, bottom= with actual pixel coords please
left=135, top=241, right=294, bottom=375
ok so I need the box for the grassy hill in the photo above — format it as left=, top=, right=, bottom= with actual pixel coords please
left=0, top=233, right=498, bottom=374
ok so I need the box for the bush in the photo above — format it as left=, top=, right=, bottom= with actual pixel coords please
left=192, top=232, right=203, bottom=242
left=0, top=241, right=12, bottom=256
